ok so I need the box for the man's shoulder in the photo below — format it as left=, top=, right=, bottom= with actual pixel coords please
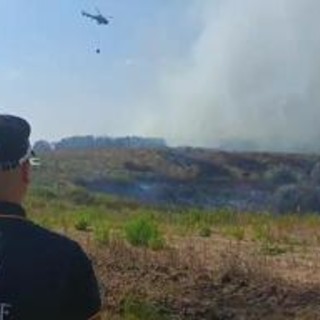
left=24, top=220, right=85, bottom=257
left=8, top=220, right=101, bottom=318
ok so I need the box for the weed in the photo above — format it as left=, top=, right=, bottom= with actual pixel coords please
left=74, top=214, right=91, bottom=231
left=253, top=223, right=273, bottom=243
left=122, top=297, right=169, bottom=320
left=199, top=225, right=212, bottom=237
left=185, top=209, right=204, bottom=228
left=124, top=216, right=164, bottom=249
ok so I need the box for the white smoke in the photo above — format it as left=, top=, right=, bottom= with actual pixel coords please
left=145, top=0, right=320, bottom=152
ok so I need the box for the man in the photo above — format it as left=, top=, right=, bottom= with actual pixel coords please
left=0, top=115, right=101, bottom=319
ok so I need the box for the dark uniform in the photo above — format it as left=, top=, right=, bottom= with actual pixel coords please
left=0, top=115, right=101, bottom=319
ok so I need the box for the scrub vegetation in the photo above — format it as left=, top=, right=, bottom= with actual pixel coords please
left=26, top=148, right=320, bottom=319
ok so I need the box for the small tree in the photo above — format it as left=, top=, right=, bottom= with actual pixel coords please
left=265, top=166, right=299, bottom=187
left=310, top=162, right=320, bottom=185
left=33, top=140, right=53, bottom=153
left=273, top=184, right=320, bottom=214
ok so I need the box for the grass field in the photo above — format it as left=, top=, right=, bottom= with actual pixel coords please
left=25, top=186, right=320, bottom=319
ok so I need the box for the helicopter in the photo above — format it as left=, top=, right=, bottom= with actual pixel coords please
left=81, top=7, right=112, bottom=54
left=81, top=8, right=111, bottom=25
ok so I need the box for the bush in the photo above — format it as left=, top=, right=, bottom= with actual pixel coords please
left=310, top=162, right=320, bottom=184
left=74, top=214, right=91, bottom=231
left=273, top=184, right=320, bottom=214
left=265, top=166, right=299, bottom=186
left=273, top=184, right=299, bottom=213
left=199, top=225, right=211, bottom=237
left=122, top=296, right=169, bottom=320
left=124, top=216, right=164, bottom=249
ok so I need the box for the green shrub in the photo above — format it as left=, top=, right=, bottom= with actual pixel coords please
left=199, top=225, right=211, bottom=237
left=310, top=162, right=320, bottom=184
left=124, top=216, right=164, bottom=249
left=273, top=184, right=320, bottom=214
left=253, top=223, right=272, bottom=242
left=265, top=166, right=300, bottom=186
left=74, top=214, right=90, bottom=231
left=122, top=297, right=169, bottom=320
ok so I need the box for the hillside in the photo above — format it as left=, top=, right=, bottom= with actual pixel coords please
left=32, top=147, right=320, bottom=213
left=27, top=147, right=320, bottom=318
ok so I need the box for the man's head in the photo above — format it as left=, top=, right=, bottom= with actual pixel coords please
left=0, top=115, right=33, bottom=203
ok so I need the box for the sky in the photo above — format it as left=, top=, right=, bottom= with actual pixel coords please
left=1, top=1, right=320, bottom=152
left=0, top=0, right=197, bottom=141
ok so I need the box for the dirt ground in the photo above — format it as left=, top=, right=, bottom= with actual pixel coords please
left=75, top=233, right=320, bottom=319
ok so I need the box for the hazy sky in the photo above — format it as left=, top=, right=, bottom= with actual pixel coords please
left=1, top=1, right=320, bottom=152
left=0, top=0, right=197, bottom=141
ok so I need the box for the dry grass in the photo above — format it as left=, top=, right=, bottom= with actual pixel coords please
left=36, top=227, right=320, bottom=320
left=25, top=191, right=320, bottom=319
left=68, top=225, right=320, bottom=319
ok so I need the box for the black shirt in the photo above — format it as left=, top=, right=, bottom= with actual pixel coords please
left=0, top=202, right=101, bottom=320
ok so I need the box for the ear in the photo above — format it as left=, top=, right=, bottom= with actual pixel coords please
left=21, top=162, right=30, bottom=184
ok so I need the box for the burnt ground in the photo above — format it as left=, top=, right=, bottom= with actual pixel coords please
left=34, top=148, right=320, bottom=212
left=76, top=234, right=320, bottom=320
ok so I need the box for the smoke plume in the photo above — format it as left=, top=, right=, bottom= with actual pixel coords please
left=147, top=0, right=320, bottom=152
